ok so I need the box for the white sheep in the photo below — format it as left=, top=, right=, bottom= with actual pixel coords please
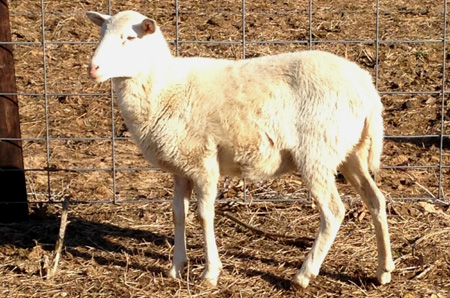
left=86, top=10, right=395, bottom=289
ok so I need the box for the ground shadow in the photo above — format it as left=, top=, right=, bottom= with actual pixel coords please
left=320, top=268, right=376, bottom=288
left=388, top=135, right=450, bottom=149
left=242, top=266, right=374, bottom=290
left=244, top=268, right=293, bottom=290
left=0, top=212, right=173, bottom=274
left=0, top=213, right=375, bottom=287
left=225, top=235, right=373, bottom=290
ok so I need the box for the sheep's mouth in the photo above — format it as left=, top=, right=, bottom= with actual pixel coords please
left=90, top=74, right=109, bottom=83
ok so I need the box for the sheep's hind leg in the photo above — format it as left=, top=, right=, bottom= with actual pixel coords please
left=293, top=173, right=345, bottom=288
left=168, top=176, right=193, bottom=279
left=339, top=152, right=395, bottom=285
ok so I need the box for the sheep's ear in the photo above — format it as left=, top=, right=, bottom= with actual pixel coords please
left=86, top=11, right=110, bottom=27
left=141, top=18, right=157, bottom=35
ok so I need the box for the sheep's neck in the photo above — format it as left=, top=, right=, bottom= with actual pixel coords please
left=112, top=68, right=173, bottom=139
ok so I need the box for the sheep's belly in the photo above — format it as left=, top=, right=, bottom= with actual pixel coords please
left=217, top=146, right=296, bottom=180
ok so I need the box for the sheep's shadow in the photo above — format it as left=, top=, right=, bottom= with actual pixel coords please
left=242, top=267, right=374, bottom=290
left=0, top=214, right=375, bottom=288
left=0, top=212, right=174, bottom=275
left=225, top=237, right=373, bottom=290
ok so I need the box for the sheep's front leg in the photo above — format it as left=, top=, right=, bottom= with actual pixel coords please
left=168, top=176, right=193, bottom=279
left=195, top=170, right=222, bottom=286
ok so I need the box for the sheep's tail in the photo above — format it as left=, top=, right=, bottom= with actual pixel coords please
left=365, top=94, right=384, bottom=174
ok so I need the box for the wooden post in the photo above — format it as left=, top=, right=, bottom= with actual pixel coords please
left=0, top=0, right=29, bottom=222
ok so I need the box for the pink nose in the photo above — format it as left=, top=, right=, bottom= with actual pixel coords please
left=89, top=63, right=100, bottom=77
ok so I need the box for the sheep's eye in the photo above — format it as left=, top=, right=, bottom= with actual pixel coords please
left=127, top=36, right=137, bottom=41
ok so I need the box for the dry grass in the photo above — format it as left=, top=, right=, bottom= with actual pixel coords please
left=1, top=0, right=450, bottom=297
left=1, top=201, right=449, bottom=297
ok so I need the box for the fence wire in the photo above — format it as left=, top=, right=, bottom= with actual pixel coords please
left=0, top=0, right=449, bottom=205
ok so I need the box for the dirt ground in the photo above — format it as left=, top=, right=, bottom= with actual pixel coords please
left=1, top=0, right=450, bottom=297
left=0, top=201, right=449, bottom=297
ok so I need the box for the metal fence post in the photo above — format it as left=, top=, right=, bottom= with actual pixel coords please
left=0, top=0, right=29, bottom=221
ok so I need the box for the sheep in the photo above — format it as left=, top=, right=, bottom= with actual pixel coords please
left=86, top=10, right=395, bottom=289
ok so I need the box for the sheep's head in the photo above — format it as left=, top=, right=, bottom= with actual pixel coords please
left=87, top=10, right=162, bottom=82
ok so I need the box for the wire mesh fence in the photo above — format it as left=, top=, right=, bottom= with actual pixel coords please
left=0, top=0, right=449, bottom=205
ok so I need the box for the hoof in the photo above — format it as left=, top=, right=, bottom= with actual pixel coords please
left=200, top=265, right=221, bottom=287
left=376, top=270, right=392, bottom=285
left=292, top=273, right=314, bottom=289
left=200, top=277, right=218, bottom=288
left=167, top=269, right=180, bottom=280
left=376, top=262, right=394, bottom=285
left=167, top=263, right=185, bottom=280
